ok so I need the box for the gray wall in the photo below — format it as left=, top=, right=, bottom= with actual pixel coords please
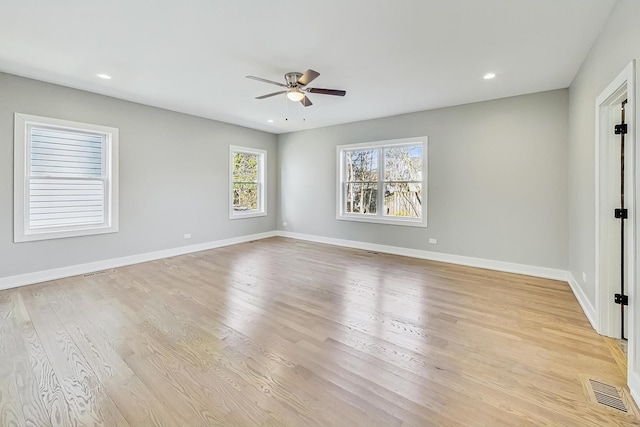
left=568, top=0, right=640, bottom=308
left=278, top=90, right=569, bottom=269
left=0, top=72, right=277, bottom=279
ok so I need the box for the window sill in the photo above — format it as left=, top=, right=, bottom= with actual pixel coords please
left=337, top=214, right=427, bottom=228
left=230, top=211, right=267, bottom=220
left=15, top=224, right=118, bottom=243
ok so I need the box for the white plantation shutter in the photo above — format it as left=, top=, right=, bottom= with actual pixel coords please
left=29, top=179, right=105, bottom=228
left=28, top=126, right=107, bottom=229
left=14, top=114, right=119, bottom=242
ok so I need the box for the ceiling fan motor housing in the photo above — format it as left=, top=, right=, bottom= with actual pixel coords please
left=285, top=72, right=303, bottom=87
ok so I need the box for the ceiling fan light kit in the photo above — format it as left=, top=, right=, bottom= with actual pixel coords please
left=286, top=89, right=305, bottom=102
left=246, top=69, right=346, bottom=107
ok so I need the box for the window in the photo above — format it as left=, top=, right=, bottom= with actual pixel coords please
left=337, top=136, right=427, bottom=227
left=230, top=145, right=266, bottom=219
left=14, top=113, right=119, bottom=242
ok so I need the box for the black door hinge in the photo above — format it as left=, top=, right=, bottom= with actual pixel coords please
left=615, top=123, right=628, bottom=135
left=615, top=208, right=628, bottom=219
left=615, top=294, right=629, bottom=305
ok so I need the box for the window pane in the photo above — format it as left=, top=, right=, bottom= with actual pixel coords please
left=233, top=152, right=258, bottom=182
left=345, top=182, right=377, bottom=214
left=384, top=145, right=422, bottom=181
left=345, top=149, right=378, bottom=182
left=233, top=183, right=258, bottom=211
left=30, top=127, right=104, bottom=178
left=384, top=182, right=421, bottom=218
left=29, top=178, right=105, bottom=229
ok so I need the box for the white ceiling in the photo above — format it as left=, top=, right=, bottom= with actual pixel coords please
left=0, top=0, right=617, bottom=134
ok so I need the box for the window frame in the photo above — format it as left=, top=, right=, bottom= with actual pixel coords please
left=229, top=145, right=267, bottom=219
left=14, top=113, right=119, bottom=242
left=336, top=136, right=428, bottom=227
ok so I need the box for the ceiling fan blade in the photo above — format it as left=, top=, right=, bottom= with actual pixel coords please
left=307, top=88, right=346, bottom=96
left=246, top=76, right=287, bottom=88
left=300, top=96, right=313, bottom=107
left=256, top=90, right=287, bottom=99
left=297, top=69, right=320, bottom=86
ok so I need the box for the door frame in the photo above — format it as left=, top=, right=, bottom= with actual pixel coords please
left=595, top=59, right=637, bottom=396
left=595, top=66, right=632, bottom=338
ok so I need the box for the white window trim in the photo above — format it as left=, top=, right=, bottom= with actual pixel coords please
left=229, top=145, right=267, bottom=219
left=336, top=136, right=428, bottom=227
left=14, top=113, right=119, bottom=242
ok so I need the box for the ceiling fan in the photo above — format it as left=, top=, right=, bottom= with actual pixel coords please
left=246, top=69, right=346, bottom=107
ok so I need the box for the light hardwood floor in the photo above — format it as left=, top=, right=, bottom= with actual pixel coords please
left=0, top=237, right=637, bottom=426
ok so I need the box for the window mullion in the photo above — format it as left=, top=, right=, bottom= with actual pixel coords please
left=378, top=146, right=384, bottom=217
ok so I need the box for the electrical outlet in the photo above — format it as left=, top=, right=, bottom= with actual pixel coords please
left=582, top=272, right=587, bottom=282
left=184, top=233, right=192, bottom=240
left=429, top=238, right=437, bottom=244
left=283, top=221, right=288, bottom=227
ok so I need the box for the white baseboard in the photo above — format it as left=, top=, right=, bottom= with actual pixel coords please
left=0, top=231, right=278, bottom=291
left=276, top=231, right=568, bottom=281
left=567, top=272, right=598, bottom=331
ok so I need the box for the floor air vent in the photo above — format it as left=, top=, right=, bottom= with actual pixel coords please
left=582, top=377, right=638, bottom=416
left=591, top=380, right=626, bottom=412
left=83, top=270, right=113, bottom=277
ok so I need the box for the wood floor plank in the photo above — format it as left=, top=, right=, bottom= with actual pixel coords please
left=1, top=237, right=638, bottom=425
left=0, top=375, right=25, bottom=427
left=11, top=292, right=72, bottom=427
left=20, top=288, right=130, bottom=427
left=2, top=293, right=53, bottom=427
left=0, top=294, right=25, bottom=427
left=0, top=319, right=26, bottom=427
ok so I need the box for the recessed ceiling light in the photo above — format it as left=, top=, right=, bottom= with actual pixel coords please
left=97, top=73, right=112, bottom=80
left=267, top=119, right=274, bottom=123
left=483, top=73, right=496, bottom=80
